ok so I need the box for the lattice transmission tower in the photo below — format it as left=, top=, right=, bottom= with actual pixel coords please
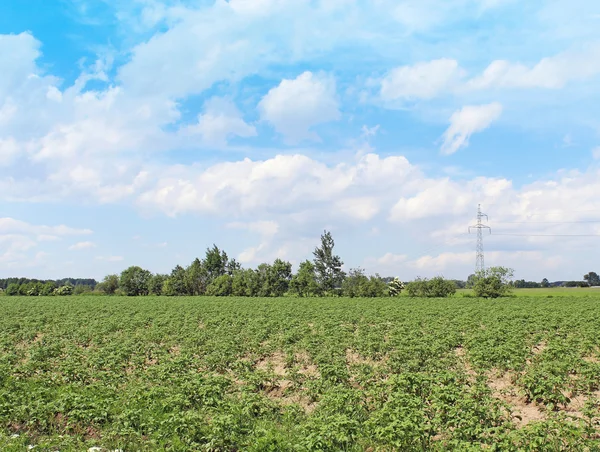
left=469, top=204, right=491, bottom=273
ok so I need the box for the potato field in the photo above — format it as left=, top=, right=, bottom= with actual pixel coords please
left=1, top=296, right=599, bottom=451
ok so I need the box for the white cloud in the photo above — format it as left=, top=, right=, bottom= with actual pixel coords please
left=335, top=197, right=380, bottom=221
left=258, top=71, right=340, bottom=143
left=592, top=147, right=600, bottom=160
left=0, top=217, right=92, bottom=236
left=227, top=220, right=280, bottom=237
left=185, top=97, right=256, bottom=146
left=0, top=217, right=92, bottom=272
left=380, top=59, right=465, bottom=101
left=95, top=255, right=124, bottom=262
left=137, top=152, right=417, bottom=217
left=467, top=45, right=600, bottom=90
left=440, top=103, right=503, bottom=155
left=68, top=241, right=97, bottom=251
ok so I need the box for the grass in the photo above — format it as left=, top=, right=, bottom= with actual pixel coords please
left=0, top=295, right=599, bottom=450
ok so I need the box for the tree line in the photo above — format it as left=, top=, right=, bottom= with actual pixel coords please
left=1, top=231, right=596, bottom=299
left=102, top=231, right=395, bottom=298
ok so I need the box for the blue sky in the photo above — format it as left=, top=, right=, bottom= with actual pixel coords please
left=1, top=0, right=600, bottom=281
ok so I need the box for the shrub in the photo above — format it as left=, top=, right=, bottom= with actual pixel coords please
left=5, top=283, right=20, bottom=296
left=54, top=284, right=74, bottom=296
left=206, top=274, right=233, bottom=296
left=388, top=278, right=405, bottom=297
left=473, top=267, right=514, bottom=298
left=405, top=277, right=456, bottom=298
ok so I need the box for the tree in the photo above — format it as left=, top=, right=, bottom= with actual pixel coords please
left=231, top=269, right=262, bottom=297
left=185, top=258, right=209, bottom=295
left=149, top=274, right=167, bottom=295
left=54, top=284, right=74, bottom=296
left=362, top=275, right=388, bottom=297
left=5, top=283, right=19, bottom=296
left=584, top=272, right=600, bottom=287
left=119, top=266, right=152, bottom=296
left=226, top=258, right=242, bottom=275
left=163, top=265, right=187, bottom=296
left=99, top=274, right=119, bottom=295
left=267, top=259, right=293, bottom=297
left=289, top=260, right=319, bottom=297
left=388, top=278, right=404, bottom=297
left=342, top=268, right=370, bottom=298
left=405, top=277, right=456, bottom=298
left=256, top=263, right=272, bottom=297
left=313, top=230, right=345, bottom=295
left=541, top=278, right=550, bottom=288
left=466, top=274, right=478, bottom=288
left=206, top=274, right=233, bottom=296
left=473, top=267, right=514, bottom=298
left=41, top=281, right=56, bottom=296
left=204, top=245, right=228, bottom=280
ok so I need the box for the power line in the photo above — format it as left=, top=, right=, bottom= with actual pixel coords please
left=494, top=220, right=600, bottom=224
left=491, top=233, right=600, bottom=237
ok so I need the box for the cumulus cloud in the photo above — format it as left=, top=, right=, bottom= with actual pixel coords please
left=136, top=153, right=417, bottom=217
left=440, top=103, right=503, bottom=155
left=68, top=241, right=97, bottom=251
left=258, top=72, right=340, bottom=143
left=380, top=59, right=465, bottom=101
left=467, top=45, right=600, bottom=90
left=185, top=97, right=256, bottom=146
left=0, top=217, right=93, bottom=272
left=0, top=217, right=92, bottom=236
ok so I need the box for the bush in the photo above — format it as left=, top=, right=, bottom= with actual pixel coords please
left=405, top=277, right=456, bottom=298
left=5, top=283, right=20, bottom=296
left=54, top=284, right=74, bottom=296
left=119, top=266, right=152, bottom=296
left=206, top=274, right=233, bottom=296
left=473, top=267, right=514, bottom=298
left=388, top=278, right=405, bottom=296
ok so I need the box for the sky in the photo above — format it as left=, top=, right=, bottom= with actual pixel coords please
left=1, top=0, right=600, bottom=282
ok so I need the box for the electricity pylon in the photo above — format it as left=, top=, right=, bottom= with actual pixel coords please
left=469, top=204, right=491, bottom=273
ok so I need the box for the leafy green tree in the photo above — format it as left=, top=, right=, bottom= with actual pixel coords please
left=185, top=258, right=209, bottom=295
left=226, top=258, right=242, bottom=275
left=163, top=265, right=187, bottom=296
left=342, top=268, right=370, bottom=298
left=289, top=260, right=319, bottom=297
left=18, top=283, right=30, bottom=296
left=313, top=230, right=345, bottom=295
left=99, top=274, right=119, bottom=295
left=256, top=263, right=272, bottom=297
left=41, top=281, right=56, bottom=296
left=119, top=266, right=152, bottom=296
left=149, top=274, right=167, bottom=295
left=466, top=274, right=477, bottom=288
left=231, top=269, right=261, bottom=296
left=541, top=278, right=550, bottom=288
left=473, top=267, right=514, bottom=298
left=406, top=277, right=456, bottom=298
left=584, top=272, right=600, bottom=287
left=206, top=274, right=233, bottom=296
left=204, top=245, right=228, bottom=280
left=266, top=259, right=293, bottom=296
left=5, top=283, right=19, bottom=296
